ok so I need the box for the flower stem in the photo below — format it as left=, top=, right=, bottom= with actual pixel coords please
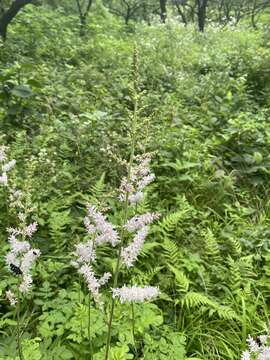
left=131, top=302, right=138, bottom=356
left=16, top=299, right=23, bottom=360
left=104, top=46, right=139, bottom=360
left=88, top=293, right=92, bottom=359
left=79, top=278, right=83, bottom=337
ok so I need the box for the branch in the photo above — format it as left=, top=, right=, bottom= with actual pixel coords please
left=0, top=0, right=33, bottom=40
left=85, top=0, right=93, bottom=16
left=75, top=0, right=83, bottom=19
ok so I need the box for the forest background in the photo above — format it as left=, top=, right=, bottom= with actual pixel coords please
left=1, top=0, right=270, bottom=359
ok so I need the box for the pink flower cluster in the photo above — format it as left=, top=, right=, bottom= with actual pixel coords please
left=125, top=213, right=160, bottom=233
left=78, top=264, right=111, bottom=304
left=119, top=154, right=155, bottom=205
left=121, top=212, right=160, bottom=268
left=5, top=225, right=40, bottom=296
left=112, top=285, right=159, bottom=303
left=5, top=290, right=17, bottom=306
left=84, top=205, right=119, bottom=246
left=241, top=331, right=270, bottom=360
left=0, top=146, right=16, bottom=186
left=72, top=205, right=115, bottom=305
left=73, top=154, right=160, bottom=307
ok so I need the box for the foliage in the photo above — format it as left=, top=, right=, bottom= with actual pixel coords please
left=1, top=2, right=270, bottom=360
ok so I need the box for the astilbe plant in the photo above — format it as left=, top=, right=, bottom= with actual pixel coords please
left=71, top=47, right=160, bottom=360
left=0, top=149, right=40, bottom=360
left=72, top=156, right=160, bottom=358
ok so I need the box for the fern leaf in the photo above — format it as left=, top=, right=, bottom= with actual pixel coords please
left=158, top=211, right=184, bottom=238
left=168, top=264, right=190, bottom=293
left=229, top=236, right=242, bottom=257
left=182, top=291, right=214, bottom=309
left=202, top=228, right=221, bottom=261
left=90, top=173, right=106, bottom=202
left=162, top=239, right=180, bottom=266
left=182, top=292, right=239, bottom=320
left=227, top=256, right=241, bottom=292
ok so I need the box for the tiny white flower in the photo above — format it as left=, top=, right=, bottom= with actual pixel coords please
left=112, top=285, right=159, bottom=303
left=241, top=351, right=250, bottom=360
left=19, top=274, right=33, bottom=294
left=2, top=159, right=16, bottom=173
left=6, top=290, right=17, bottom=306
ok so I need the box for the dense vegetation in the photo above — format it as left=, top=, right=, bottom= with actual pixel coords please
left=1, top=1, right=270, bottom=359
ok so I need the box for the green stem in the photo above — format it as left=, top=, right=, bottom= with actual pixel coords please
left=3, top=187, right=9, bottom=229
left=88, top=293, right=92, bottom=359
left=16, top=299, right=23, bottom=360
left=104, top=60, right=139, bottom=360
left=79, top=278, right=83, bottom=337
left=131, top=302, right=138, bottom=357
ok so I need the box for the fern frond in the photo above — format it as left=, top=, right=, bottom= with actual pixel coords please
left=158, top=211, right=185, bottom=239
left=202, top=228, right=221, bottom=261
left=162, top=239, right=180, bottom=266
left=215, top=305, right=239, bottom=321
left=239, top=255, right=256, bottom=279
left=182, top=292, right=239, bottom=320
left=229, top=236, right=242, bottom=257
left=227, top=256, right=241, bottom=292
left=168, top=264, right=190, bottom=293
left=182, top=291, right=214, bottom=309
left=143, top=266, right=164, bottom=282
left=140, top=242, right=160, bottom=258
left=90, top=172, right=106, bottom=202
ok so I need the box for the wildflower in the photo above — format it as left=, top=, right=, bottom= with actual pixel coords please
left=23, top=222, right=38, bottom=238
left=72, top=207, right=113, bottom=304
left=19, top=274, right=33, bottom=294
left=5, top=253, right=19, bottom=268
left=7, top=237, right=30, bottom=255
left=6, top=222, right=40, bottom=294
left=121, top=226, right=148, bottom=267
left=125, top=212, right=160, bottom=232
left=128, top=191, right=144, bottom=205
left=0, top=146, right=7, bottom=162
left=2, top=159, right=16, bottom=173
left=78, top=264, right=102, bottom=304
left=9, top=188, right=23, bottom=208
left=119, top=153, right=155, bottom=205
left=258, top=349, right=270, bottom=359
left=241, top=351, right=250, bottom=360
left=122, top=212, right=160, bottom=268
left=73, top=241, right=96, bottom=266
left=18, top=212, right=26, bottom=222
left=241, top=331, right=270, bottom=360
left=6, top=290, right=17, bottom=306
left=0, top=147, right=16, bottom=187
left=247, top=334, right=260, bottom=352
left=112, top=285, right=159, bottom=303
left=20, top=249, right=41, bottom=274
left=137, top=174, right=155, bottom=190
left=84, top=205, right=119, bottom=246
left=100, top=272, right=111, bottom=285
left=0, top=173, right=7, bottom=186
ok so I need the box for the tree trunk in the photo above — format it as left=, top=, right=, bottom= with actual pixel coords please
left=159, top=0, right=167, bottom=23
left=75, top=0, right=93, bottom=36
left=175, top=3, right=187, bottom=26
left=197, top=0, right=208, bottom=32
left=124, top=5, right=131, bottom=25
left=0, top=0, right=33, bottom=41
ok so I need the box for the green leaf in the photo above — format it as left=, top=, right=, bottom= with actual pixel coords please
left=11, top=85, right=33, bottom=98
